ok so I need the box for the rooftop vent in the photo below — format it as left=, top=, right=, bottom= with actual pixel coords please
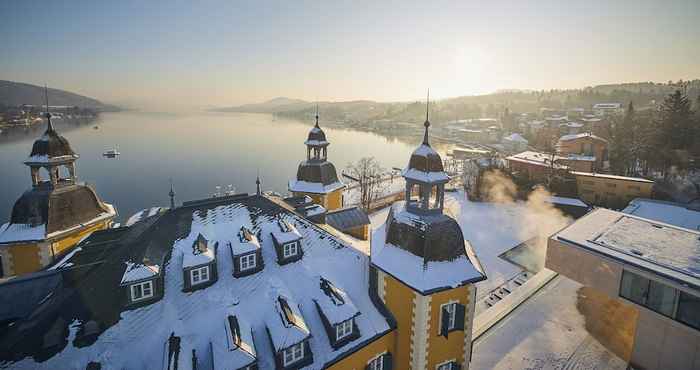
left=238, top=226, right=255, bottom=243
left=193, top=233, right=208, bottom=255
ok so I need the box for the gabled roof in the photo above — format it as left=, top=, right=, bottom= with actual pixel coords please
left=558, top=132, right=608, bottom=143
left=182, top=233, right=216, bottom=268
left=315, top=277, right=359, bottom=325
left=229, top=226, right=261, bottom=256
left=270, top=218, right=302, bottom=245
left=326, top=207, right=370, bottom=231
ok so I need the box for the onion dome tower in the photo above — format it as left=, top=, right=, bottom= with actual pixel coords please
left=288, top=106, right=345, bottom=211
left=0, top=87, right=116, bottom=278
left=369, top=91, right=485, bottom=370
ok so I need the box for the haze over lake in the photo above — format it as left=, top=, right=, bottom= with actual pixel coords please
left=0, top=112, right=426, bottom=223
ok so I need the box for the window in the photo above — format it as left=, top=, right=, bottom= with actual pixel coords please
left=239, top=253, right=256, bottom=271
left=442, top=302, right=457, bottom=331
left=619, top=270, right=678, bottom=318
left=282, top=342, right=304, bottom=367
left=677, top=291, right=700, bottom=330
left=367, top=353, right=384, bottom=370
left=190, top=266, right=210, bottom=285
left=130, top=281, right=154, bottom=301
left=336, top=319, right=353, bottom=341
left=283, top=242, right=298, bottom=258
left=436, top=361, right=457, bottom=370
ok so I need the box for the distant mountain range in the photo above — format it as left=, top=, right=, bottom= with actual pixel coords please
left=211, top=80, right=699, bottom=124
left=0, top=80, right=120, bottom=111
left=212, top=97, right=312, bottom=113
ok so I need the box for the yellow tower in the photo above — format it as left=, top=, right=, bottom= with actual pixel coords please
left=288, top=107, right=345, bottom=210
left=370, top=95, right=486, bottom=370
left=0, top=102, right=116, bottom=278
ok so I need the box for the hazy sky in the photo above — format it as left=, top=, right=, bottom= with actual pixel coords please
left=1, top=0, right=699, bottom=110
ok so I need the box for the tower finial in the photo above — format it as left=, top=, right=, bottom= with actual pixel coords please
left=169, top=178, right=176, bottom=209
left=44, top=85, right=54, bottom=132
left=315, top=104, right=319, bottom=128
left=256, top=170, right=261, bottom=195
left=423, top=89, right=430, bottom=145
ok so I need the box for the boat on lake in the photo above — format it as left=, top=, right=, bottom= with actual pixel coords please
left=103, top=148, right=120, bottom=157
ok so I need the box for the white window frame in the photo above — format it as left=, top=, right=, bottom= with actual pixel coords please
left=190, top=265, right=210, bottom=286
left=436, top=359, right=456, bottom=370
left=130, top=280, right=154, bottom=302
left=335, top=318, right=353, bottom=341
left=239, top=253, right=257, bottom=271
left=282, top=342, right=304, bottom=366
left=441, top=301, right=457, bottom=332
left=367, top=352, right=385, bottom=370
left=283, top=241, right=298, bottom=258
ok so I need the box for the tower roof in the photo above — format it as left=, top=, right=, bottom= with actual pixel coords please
left=25, top=119, right=78, bottom=165
left=402, top=91, right=449, bottom=184
left=305, top=105, right=329, bottom=147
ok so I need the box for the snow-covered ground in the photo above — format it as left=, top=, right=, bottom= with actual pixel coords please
left=471, top=276, right=627, bottom=370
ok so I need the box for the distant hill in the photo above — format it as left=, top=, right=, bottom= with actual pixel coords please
left=0, top=80, right=120, bottom=111
left=212, top=97, right=312, bottom=113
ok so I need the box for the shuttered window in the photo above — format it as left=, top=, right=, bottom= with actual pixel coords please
left=366, top=352, right=392, bottom=370
left=440, top=302, right=466, bottom=337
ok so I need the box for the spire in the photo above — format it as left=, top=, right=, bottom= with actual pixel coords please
left=44, top=85, right=54, bottom=132
left=169, top=178, right=176, bottom=209
left=423, top=89, right=430, bottom=146
left=256, top=173, right=262, bottom=195
left=314, top=104, right=319, bottom=128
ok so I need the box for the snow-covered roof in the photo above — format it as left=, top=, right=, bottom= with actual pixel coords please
left=623, top=198, right=700, bottom=231
left=554, top=208, right=700, bottom=290
left=563, top=153, right=596, bottom=162
left=371, top=223, right=485, bottom=293
left=559, top=133, right=608, bottom=142
left=315, top=277, right=360, bottom=325
left=228, top=226, right=261, bottom=256
left=125, top=207, right=164, bottom=227
left=0, top=223, right=46, bottom=244
left=120, top=261, right=161, bottom=284
left=304, top=139, right=330, bottom=146
left=270, top=219, right=303, bottom=245
left=401, top=168, right=450, bottom=183
left=181, top=234, right=216, bottom=268
left=545, top=196, right=589, bottom=208
left=571, top=171, right=654, bottom=183
left=503, top=133, right=528, bottom=143
left=593, top=103, right=622, bottom=109
left=211, top=314, right=257, bottom=369
left=8, top=195, right=392, bottom=369
left=267, top=292, right=311, bottom=351
left=288, top=179, right=345, bottom=194
left=506, top=151, right=568, bottom=169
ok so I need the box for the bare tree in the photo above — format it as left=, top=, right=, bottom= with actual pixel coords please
left=345, top=157, right=385, bottom=211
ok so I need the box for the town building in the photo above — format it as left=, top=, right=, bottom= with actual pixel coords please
left=623, top=198, right=700, bottom=231
left=501, top=133, right=528, bottom=153
left=546, top=208, right=700, bottom=370
left=592, top=103, right=623, bottom=116
left=288, top=108, right=345, bottom=211
left=325, top=206, right=371, bottom=240
left=557, top=132, right=609, bottom=171
left=0, top=114, right=116, bottom=278
left=370, top=104, right=486, bottom=370
left=572, top=171, right=654, bottom=209
left=506, top=151, right=568, bottom=182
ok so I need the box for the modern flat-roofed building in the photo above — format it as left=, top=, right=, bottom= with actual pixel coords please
left=546, top=208, right=700, bottom=370
left=572, top=171, right=654, bottom=209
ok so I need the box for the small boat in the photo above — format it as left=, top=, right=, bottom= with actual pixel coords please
left=103, top=148, right=120, bottom=157
left=93, top=125, right=99, bottom=130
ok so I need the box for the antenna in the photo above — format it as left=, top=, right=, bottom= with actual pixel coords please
left=44, top=85, right=53, bottom=131
left=315, top=104, right=319, bottom=127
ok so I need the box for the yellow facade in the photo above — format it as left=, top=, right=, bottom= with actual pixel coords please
left=292, top=188, right=344, bottom=211
left=426, top=285, right=472, bottom=369
left=8, top=244, right=42, bottom=275
left=2, top=220, right=110, bottom=277
left=573, top=172, right=654, bottom=209
left=384, top=272, right=417, bottom=369
left=325, top=331, right=396, bottom=370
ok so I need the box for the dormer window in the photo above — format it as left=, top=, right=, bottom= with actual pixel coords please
left=131, top=281, right=154, bottom=302
left=335, top=319, right=353, bottom=341
left=231, top=226, right=263, bottom=277
left=283, top=242, right=299, bottom=258
left=190, top=266, right=210, bottom=285
left=239, top=253, right=256, bottom=271
left=270, top=218, right=304, bottom=265
left=283, top=342, right=304, bottom=367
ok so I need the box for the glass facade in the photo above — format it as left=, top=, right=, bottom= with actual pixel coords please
left=619, top=270, right=699, bottom=330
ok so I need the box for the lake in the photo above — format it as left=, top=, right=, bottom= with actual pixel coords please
left=0, top=111, right=442, bottom=223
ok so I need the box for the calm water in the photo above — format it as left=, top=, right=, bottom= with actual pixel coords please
left=0, top=111, right=427, bottom=223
